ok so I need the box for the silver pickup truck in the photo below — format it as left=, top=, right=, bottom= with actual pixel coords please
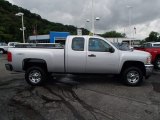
left=5, top=35, right=153, bottom=86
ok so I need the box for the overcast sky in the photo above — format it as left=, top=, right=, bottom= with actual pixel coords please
left=7, top=0, right=160, bottom=39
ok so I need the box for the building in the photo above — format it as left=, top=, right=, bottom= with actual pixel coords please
left=29, top=32, right=70, bottom=45
left=29, top=35, right=50, bottom=43
left=106, top=37, right=142, bottom=47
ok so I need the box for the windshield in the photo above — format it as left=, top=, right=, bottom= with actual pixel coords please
left=111, top=42, right=130, bottom=51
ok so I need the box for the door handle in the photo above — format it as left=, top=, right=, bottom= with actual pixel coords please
left=88, top=54, right=96, bottom=57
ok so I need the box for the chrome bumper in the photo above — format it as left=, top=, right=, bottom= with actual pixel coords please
left=145, top=64, right=154, bottom=79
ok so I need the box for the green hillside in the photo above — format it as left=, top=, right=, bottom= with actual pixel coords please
left=0, top=0, right=89, bottom=43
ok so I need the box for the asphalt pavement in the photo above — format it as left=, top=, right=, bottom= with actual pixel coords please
left=0, top=54, right=160, bottom=120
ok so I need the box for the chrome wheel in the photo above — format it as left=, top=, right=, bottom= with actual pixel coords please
left=127, top=71, right=140, bottom=84
left=25, top=66, right=47, bottom=86
left=29, top=70, right=42, bottom=84
left=123, top=67, right=143, bottom=86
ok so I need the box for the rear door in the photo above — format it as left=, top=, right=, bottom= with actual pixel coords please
left=66, top=37, right=87, bottom=73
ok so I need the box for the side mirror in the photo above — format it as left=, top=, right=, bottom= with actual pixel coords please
left=109, top=47, right=115, bottom=53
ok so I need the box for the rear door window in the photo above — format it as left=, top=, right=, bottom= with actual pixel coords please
left=72, top=37, right=85, bottom=51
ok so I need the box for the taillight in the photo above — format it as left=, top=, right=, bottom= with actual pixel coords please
left=7, top=52, right=12, bottom=62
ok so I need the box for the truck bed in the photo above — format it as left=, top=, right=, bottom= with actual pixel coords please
left=8, top=48, right=65, bottom=73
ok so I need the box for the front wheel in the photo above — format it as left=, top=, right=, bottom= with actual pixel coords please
left=25, top=66, right=47, bottom=86
left=122, top=67, right=143, bottom=86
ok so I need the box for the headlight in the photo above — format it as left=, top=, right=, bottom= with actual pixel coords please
left=146, top=56, right=152, bottom=64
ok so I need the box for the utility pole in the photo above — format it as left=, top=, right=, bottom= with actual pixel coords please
left=127, top=5, right=133, bottom=46
left=15, top=12, right=26, bottom=43
left=91, top=0, right=95, bottom=35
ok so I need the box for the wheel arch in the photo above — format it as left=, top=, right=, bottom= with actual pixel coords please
left=23, top=58, right=48, bottom=72
left=121, top=61, right=146, bottom=76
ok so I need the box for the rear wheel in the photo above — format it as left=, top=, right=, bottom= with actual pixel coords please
left=25, top=66, right=47, bottom=86
left=122, top=67, right=143, bottom=86
left=155, top=57, right=160, bottom=70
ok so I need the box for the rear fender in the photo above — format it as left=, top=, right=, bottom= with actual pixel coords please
left=23, top=58, right=47, bottom=71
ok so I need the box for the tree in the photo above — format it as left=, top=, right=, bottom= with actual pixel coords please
left=101, top=31, right=126, bottom=38
left=0, top=0, right=89, bottom=42
left=145, top=31, right=160, bottom=42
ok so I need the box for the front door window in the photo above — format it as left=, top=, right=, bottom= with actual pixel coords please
left=89, top=38, right=111, bottom=52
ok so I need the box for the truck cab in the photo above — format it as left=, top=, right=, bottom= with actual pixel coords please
left=65, top=36, right=119, bottom=74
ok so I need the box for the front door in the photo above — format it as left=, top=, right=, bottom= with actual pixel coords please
left=86, top=38, right=119, bottom=74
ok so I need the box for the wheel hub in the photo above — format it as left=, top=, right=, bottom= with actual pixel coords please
left=29, top=70, right=41, bottom=84
left=127, top=71, right=139, bottom=84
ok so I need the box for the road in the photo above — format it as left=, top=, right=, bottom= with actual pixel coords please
left=0, top=54, right=160, bottom=120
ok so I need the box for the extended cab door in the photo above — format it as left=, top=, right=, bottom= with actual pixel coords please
left=66, top=37, right=87, bottom=73
left=86, top=37, right=120, bottom=74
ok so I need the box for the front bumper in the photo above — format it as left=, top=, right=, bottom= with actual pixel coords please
left=145, top=64, right=154, bottom=79
left=5, top=64, right=13, bottom=71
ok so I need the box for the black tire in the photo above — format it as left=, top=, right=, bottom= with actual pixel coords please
left=122, top=67, right=143, bottom=86
left=154, top=57, right=160, bottom=70
left=0, top=49, right=5, bottom=54
left=25, top=66, right=47, bottom=86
